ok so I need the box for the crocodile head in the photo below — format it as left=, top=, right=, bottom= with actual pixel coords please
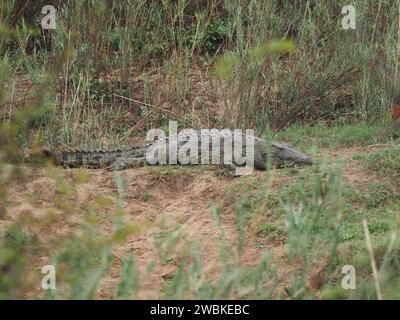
left=272, top=142, right=313, bottom=167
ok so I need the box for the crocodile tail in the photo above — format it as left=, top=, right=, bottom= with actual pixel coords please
left=44, top=148, right=123, bottom=168
left=42, top=147, right=54, bottom=157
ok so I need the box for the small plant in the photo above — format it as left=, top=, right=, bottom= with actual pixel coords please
left=143, top=191, right=153, bottom=202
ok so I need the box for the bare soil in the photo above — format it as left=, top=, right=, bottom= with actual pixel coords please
left=1, top=145, right=389, bottom=299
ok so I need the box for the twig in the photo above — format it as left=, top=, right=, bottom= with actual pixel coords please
left=394, top=1, right=400, bottom=94
left=113, top=94, right=172, bottom=114
left=363, top=219, right=383, bottom=300
left=363, top=143, right=390, bottom=149
left=113, top=94, right=176, bottom=133
left=379, top=232, right=397, bottom=276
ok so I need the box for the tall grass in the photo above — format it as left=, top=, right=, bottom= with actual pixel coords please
left=1, top=0, right=398, bottom=147
left=217, top=0, right=398, bottom=131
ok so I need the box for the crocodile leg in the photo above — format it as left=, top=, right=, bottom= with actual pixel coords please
left=107, top=156, right=147, bottom=171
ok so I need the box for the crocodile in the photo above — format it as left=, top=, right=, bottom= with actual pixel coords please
left=43, top=130, right=313, bottom=172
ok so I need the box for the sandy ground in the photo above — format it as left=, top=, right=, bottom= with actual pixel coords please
left=1, top=145, right=391, bottom=299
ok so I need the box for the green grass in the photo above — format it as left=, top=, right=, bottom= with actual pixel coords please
left=272, top=122, right=391, bottom=151
left=354, top=145, right=400, bottom=178
left=225, top=124, right=400, bottom=299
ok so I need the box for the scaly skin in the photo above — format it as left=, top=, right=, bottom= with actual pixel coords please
left=43, top=131, right=313, bottom=171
